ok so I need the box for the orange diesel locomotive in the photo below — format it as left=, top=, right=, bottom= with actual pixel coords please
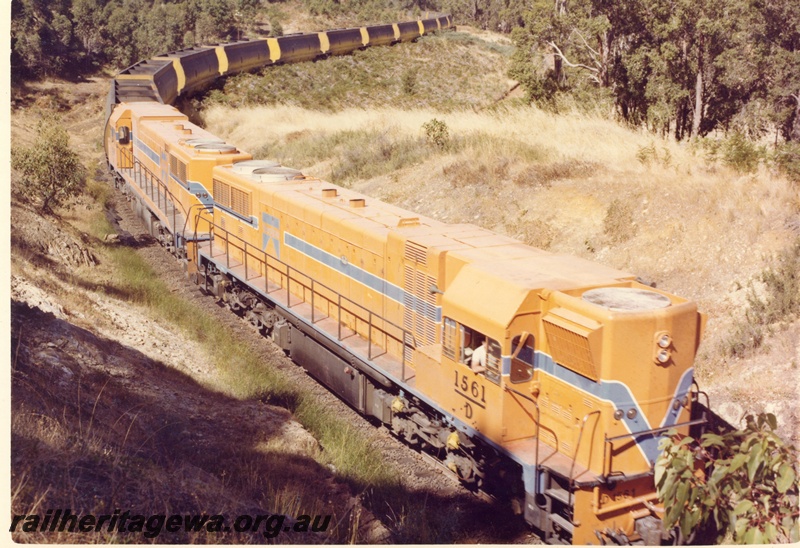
left=105, top=16, right=705, bottom=545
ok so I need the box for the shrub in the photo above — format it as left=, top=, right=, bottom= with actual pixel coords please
left=724, top=239, right=800, bottom=357
left=422, top=118, right=450, bottom=150
left=636, top=143, right=658, bottom=167
left=749, top=239, right=800, bottom=324
left=401, top=69, right=416, bottom=95
left=636, top=142, right=672, bottom=168
left=774, top=142, right=800, bottom=183
left=603, top=198, right=636, bottom=243
left=722, top=133, right=764, bottom=174
left=656, top=413, right=799, bottom=544
left=269, top=19, right=283, bottom=37
left=11, top=116, right=87, bottom=214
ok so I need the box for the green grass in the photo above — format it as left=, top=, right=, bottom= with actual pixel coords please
left=202, top=32, right=512, bottom=113
left=94, top=225, right=473, bottom=541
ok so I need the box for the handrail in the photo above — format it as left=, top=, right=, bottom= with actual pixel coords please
left=196, top=208, right=418, bottom=381
left=568, top=410, right=600, bottom=508
left=117, top=147, right=191, bottom=242
left=604, top=416, right=708, bottom=444
left=183, top=204, right=213, bottom=242
left=504, top=386, right=541, bottom=501
left=602, top=416, right=708, bottom=478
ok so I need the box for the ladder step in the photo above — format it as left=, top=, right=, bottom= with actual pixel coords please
left=549, top=513, right=574, bottom=535
left=545, top=487, right=571, bottom=506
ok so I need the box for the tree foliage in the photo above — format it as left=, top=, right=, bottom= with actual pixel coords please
left=10, top=0, right=799, bottom=147
left=655, top=413, right=799, bottom=544
left=11, top=117, right=88, bottom=214
left=506, top=0, right=800, bottom=142
left=11, top=0, right=255, bottom=78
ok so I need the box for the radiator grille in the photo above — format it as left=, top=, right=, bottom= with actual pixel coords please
left=403, top=265, right=437, bottom=348
left=213, top=179, right=251, bottom=219
left=542, top=310, right=601, bottom=381
left=170, top=154, right=187, bottom=185
left=230, top=186, right=251, bottom=217
left=213, top=179, right=230, bottom=207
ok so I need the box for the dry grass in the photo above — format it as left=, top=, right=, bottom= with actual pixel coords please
left=205, top=103, right=800, bottom=439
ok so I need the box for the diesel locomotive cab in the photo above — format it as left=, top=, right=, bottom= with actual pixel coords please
left=418, top=244, right=705, bottom=544
left=520, top=284, right=705, bottom=544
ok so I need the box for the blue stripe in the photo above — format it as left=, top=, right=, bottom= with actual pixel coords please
left=535, top=351, right=693, bottom=464
left=134, top=138, right=160, bottom=165
left=187, top=182, right=214, bottom=207
left=215, top=202, right=257, bottom=227
left=262, top=212, right=280, bottom=228
left=284, top=232, right=441, bottom=322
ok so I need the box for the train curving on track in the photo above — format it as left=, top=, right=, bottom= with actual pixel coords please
left=103, top=13, right=707, bottom=545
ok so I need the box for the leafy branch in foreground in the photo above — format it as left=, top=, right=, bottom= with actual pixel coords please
left=655, top=413, right=799, bottom=544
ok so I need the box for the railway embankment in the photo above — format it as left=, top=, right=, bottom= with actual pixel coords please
left=10, top=78, right=534, bottom=544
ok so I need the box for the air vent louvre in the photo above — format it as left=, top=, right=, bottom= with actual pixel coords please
left=230, top=186, right=251, bottom=217
left=543, top=320, right=597, bottom=381
left=404, top=241, right=427, bottom=266
left=542, top=308, right=602, bottom=382
left=402, top=265, right=437, bottom=349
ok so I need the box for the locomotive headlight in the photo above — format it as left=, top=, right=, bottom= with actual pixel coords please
left=656, top=349, right=670, bottom=364
left=657, top=333, right=672, bottom=349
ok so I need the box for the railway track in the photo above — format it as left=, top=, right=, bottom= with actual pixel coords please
left=107, top=185, right=536, bottom=543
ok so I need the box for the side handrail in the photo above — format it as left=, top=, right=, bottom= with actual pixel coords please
left=602, top=416, right=708, bottom=478
left=196, top=208, right=419, bottom=381
left=117, top=147, right=191, bottom=236
left=183, top=203, right=213, bottom=241
left=568, top=410, right=601, bottom=509
left=504, top=386, right=541, bottom=501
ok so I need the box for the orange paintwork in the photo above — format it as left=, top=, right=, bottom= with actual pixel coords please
left=108, top=95, right=704, bottom=543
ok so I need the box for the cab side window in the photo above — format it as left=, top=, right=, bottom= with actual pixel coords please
left=510, top=334, right=535, bottom=383
left=442, top=317, right=502, bottom=379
